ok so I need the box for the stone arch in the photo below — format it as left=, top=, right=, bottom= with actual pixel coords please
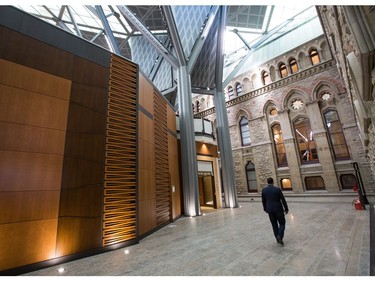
left=200, top=97, right=206, bottom=111
left=250, top=73, right=258, bottom=88
left=236, top=108, right=250, bottom=120
left=283, top=89, right=311, bottom=110
left=260, top=69, right=271, bottom=85
left=242, top=77, right=252, bottom=92
left=312, top=80, right=340, bottom=102
left=263, top=99, right=281, bottom=116
left=277, top=61, right=288, bottom=78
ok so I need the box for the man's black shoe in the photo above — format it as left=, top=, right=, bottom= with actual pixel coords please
left=276, top=236, right=284, bottom=245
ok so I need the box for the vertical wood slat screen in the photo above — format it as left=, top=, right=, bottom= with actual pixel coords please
left=154, top=92, right=171, bottom=225
left=103, top=54, right=138, bottom=246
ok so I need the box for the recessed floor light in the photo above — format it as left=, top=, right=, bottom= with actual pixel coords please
left=57, top=267, right=65, bottom=273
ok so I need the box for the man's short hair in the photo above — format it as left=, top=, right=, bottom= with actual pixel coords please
left=267, top=177, right=274, bottom=184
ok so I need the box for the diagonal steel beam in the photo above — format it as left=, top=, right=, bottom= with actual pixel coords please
left=232, top=28, right=252, bottom=50
left=187, top=5, right=219, bottom=74
left=264, top=5, right=275, bottom=33
left=222, top=16, right=294, bottom=87
left=161, top=6, right=186, bottom=66
left=42, top=5, right=72, bottom=33
left=95, top=5, right=121, bottom=54
left=108, top=5, right=131, bottom=34
left=117, top=5, right=179, bottom=69
left=66, top=6, right=82, bottom=37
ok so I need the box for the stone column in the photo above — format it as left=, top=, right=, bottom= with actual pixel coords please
left=306, top=101, right=340, bottom=191
left=278, top=110, right=304, bottom=192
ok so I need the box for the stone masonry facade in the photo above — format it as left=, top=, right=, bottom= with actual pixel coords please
left=194, top=34, right=374, bottom=195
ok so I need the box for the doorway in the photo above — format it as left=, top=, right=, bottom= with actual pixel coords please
left=198, top=174, right=217, bottom=209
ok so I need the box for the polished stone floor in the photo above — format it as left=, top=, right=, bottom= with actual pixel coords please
left=24, top=199, right=370, bottom=276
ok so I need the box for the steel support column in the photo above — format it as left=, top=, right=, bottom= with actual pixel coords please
left=177, top=65, right=200, bottom=217
left=214, top=6, right=238, bottom=208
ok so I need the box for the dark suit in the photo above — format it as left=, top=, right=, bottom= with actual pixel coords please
left=262, top=184, right=289, bottom=241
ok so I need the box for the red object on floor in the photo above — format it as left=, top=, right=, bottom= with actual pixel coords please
left=353, top=198, right=363, bottom=210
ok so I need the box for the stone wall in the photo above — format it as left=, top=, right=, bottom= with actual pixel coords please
left=194, top=35, right=374, bottom=194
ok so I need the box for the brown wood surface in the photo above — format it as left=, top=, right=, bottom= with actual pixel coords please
left=0, top=219, right=58, bottom=271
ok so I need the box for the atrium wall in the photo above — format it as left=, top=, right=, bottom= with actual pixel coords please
left=0, top=7, right=181, bottom=274
left=194, top=35, right=374, bottom=194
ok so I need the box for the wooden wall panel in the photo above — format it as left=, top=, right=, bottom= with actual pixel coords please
left=138, top=138, right=155, bottom=171
left=102, top=54, right=138, bottom=246
left=70, top=83, right=107, bottom=113
left=138, top=73, right=154, bottom=115
left=55, top=217, right=102, bottom=256
left=0, top=27, right=75, bottom=80
left=167, top=103, right=177, bottom=132
left=0, top=151, right=63, bottom=192
left=0, top=58, right=70, bottom=271
left=0, top=219, right=58, bottom=272
left=0, top=59, right=71, bottom=100
left=154, top=92, right=171, bottom=226
left=138, top=200, right=156, bottom=235
left=0, top=191, right=60, bottom=224
left=138, top=111, right=154, bottom=143
left=0, top=121, right=66, bottom=155
left=58, top=185, right=103, bottom=217
left=0, top=85, right=70, bottom=130
left=72, top=56, right=109, bottom=86
left=57, top=59, right=108, bottom=255
left=139, top=169, right=155, bottom=201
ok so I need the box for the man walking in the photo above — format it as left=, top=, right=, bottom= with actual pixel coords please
left=262, top=177, right=289, bottom=245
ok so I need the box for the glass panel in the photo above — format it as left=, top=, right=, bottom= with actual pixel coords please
left=294, top=117, right=319, bottom=163
left=263, top=72, right=271, bottom=85
left=280, top=64, right=287, bottom=78
left=290, top=59, right=299, bottom=73
left=310, top=50, right=320, bottom=65
left=324, top=110, right=350, bottom=160
left=246, top=162, right=257, bottom=192
left=236, top=83, right=243, bottom=96
left=340, top=174, right=357, bottom=190
left=272, top=124, right=287, bottom=166
left=240, top=117, right=251, bottom=146
left=228, top=87, right=234, bottom=99
left=281, top=178, right=292, bottom=190
left=305, top=176, right=325, bottom=190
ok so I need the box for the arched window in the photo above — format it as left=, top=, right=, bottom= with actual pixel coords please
left=246, top=161, right=257, bottom=193
left=227, top=86, right=234, bottom=100
left=323, top=110, right=350, bottom=160
left=195, top=100, right=200, bottom=113
left=280, top=178, right=292, bottom=191
left=272, top=124, right=287, bottom=166
left=236, top=83, right=243, bottom=96
left=293, top=117, right=319, bottom=164
left=240, top=116, right=251, bottom=146
left=305, top=176, right=325, bottom=190
left=340, top=174, right=357, bottom=190
left=279, top=63, right=288, bottom=78
left=262, top=71, right=271, bottom=85
left=289, top=58, right=299, bottom=74
left=309, top=49, right=320, bottom=65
